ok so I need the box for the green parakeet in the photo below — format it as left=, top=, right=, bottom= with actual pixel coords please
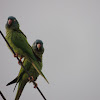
left=5, top=16, right=48, bottom=83
left=7, top=39, right=45, bottom=100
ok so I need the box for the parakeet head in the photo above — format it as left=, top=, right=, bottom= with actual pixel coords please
left=5, top=16, right=19, bottom=30
left=32, top=39, right=44, bottom=54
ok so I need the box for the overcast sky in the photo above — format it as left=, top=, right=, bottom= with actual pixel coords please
left=0, top=0, right=100, bottom=100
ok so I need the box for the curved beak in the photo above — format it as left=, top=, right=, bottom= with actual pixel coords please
left=8, top=19, right=12, bottom=25
left=37, top=44, right=41, bottom=50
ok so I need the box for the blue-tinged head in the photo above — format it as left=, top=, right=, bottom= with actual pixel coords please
left=5, top=16, right=19, bottom=29
left=32, top=39, right=44, bottom=54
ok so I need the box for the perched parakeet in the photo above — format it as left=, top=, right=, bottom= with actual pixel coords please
left=5, top=16, right=48, bottom=83
left=7, top=39, right=45, bottom=100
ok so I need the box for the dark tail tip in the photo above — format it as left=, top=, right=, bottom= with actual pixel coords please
left=6, top=77, right=18, bottom=86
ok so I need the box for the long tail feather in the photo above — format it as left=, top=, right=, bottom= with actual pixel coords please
left=13, top=82, right=18, bottom=92
left=6, top=77, right=18, bottom=86
left=32, top=62, right=49, bottom=84
left=15, top=81, right=27, bottom=100
left=13, top=75, right=22, bottom=92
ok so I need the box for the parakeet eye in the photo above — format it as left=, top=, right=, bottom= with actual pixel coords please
left=14, top=19, right=16, bottom=22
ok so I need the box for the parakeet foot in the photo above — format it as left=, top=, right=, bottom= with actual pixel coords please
left=34, top=82, right=38, bottom=88
left=28, top=76, right=38, bottom=88
left=14, top=53, right=18, bottom=57
left=18, top=57, right=23, bottom=65
left=28, top=76, right=34, bottom=82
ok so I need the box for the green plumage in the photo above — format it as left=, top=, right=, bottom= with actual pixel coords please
left=5, top=16, right=48, bottom=83
left=7, top=39, right=45, bottom=100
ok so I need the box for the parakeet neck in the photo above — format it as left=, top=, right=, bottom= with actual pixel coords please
left=33, top=50, right=43, bottom=61
left=6, top=29, right=13, bottom=38
left=6, top=27, right=19, bottom=35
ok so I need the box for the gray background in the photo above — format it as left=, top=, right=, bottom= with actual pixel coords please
left=0, top=0, right=100, bottom=100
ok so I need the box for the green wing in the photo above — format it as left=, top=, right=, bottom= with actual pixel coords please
left=12, top=30, right=35, bottom=59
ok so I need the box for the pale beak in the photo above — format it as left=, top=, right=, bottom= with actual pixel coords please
left=37, top=44, right=41, bottom=50
left=8, top=19, right=12, bottom=25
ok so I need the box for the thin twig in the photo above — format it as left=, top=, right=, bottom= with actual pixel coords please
left=0, top=30, right=47, bottom=100
left=0, top=91, right=6, bottom=100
